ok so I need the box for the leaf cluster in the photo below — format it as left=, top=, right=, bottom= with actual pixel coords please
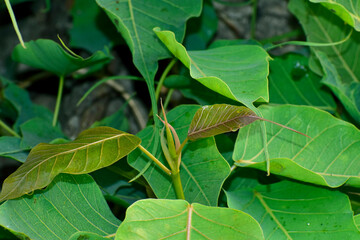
left=0, top=0, right=360, bottom=239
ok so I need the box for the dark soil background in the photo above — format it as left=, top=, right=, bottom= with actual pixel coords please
left=0, top=0, right=301, bottom=180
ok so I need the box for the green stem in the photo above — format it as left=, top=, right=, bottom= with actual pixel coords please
left=138, top=145, right=171, bottom=175
left=155, top=59, right=177, bottom=102
left=0, top=119, right=20, bottom=138
left=250, top=0, right=258, bottom=39
left=5, top=0, right=26, bottom=48
left=171, top=170, right=185, bottom=200
left=52, top=75, right=64, bottom=127
left=163, top=88, right=174, bottom=110
left=265, top=28, right=353, bottom=51
left=260, top=28, right=302, bottom=45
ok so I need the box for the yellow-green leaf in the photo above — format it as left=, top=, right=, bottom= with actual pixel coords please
left=0, top=127, right=141, bottom=201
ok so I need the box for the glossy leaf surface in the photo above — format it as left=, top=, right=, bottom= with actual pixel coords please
left=227, top=181, right=360, bottom=239
left=233, top=105, right=360, bottom=187
left=12, top=39, right=110, bottom=76
left=188, top=104, right=258, bottom=141
left=115, top=199, right=263, bottom=240
left=269, top=54, right=336, bottom=112
left=310, top=0, right=360, bottom=31
left=155, top=29, right=270, bottom=108
left=0, top=174, right=121, bottom=240
left=0, top=127, right=141, bottom=201
left=289, top=0, right=360, bottom=123
left=128, top=105, right=230, bottom=206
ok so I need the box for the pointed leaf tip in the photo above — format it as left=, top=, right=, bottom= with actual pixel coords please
left=0, top=126, right=141, bottom=201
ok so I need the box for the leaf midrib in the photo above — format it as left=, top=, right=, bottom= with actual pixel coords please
left=188, top=113, right=256, bottom=139
left=1, top=133, right=126, bottom=200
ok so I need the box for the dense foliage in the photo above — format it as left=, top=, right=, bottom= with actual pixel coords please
left=0, top=0, right=360, bottom=239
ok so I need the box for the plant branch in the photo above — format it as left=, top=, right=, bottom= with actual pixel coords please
left=0, top=119, right=20, bottom=138
left=52, top=75, right=64, bottom=127
left=5, top=0, right=26, bottom=48
left=138, top=145, right=171, bottom=175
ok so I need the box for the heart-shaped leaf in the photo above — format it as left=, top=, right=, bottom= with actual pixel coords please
left=128, top=105, right=230, bottom=206
left=226, top=180, right=360, bottom=239
left=115, top=199, right=264, bottom=240
left=310, top=0, right=360, bottom=31
left=155, top=29, right=270, bottom=108
left=0, top=174, right=121, bottom=240
left=0, top=126, right=141, bottom=201
left=12, top=39, right=111, bottom=76
left=233, top=104, right=360, bottom=188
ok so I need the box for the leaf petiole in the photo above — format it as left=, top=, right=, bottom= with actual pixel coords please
left=0, top=119, right=20, bottom=138
left=137, top=145, right=171, bottom=175
left=52, top=75, right=64, bottom=127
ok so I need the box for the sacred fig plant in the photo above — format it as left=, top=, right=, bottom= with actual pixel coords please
left=1, top=0, right=360, bottom=239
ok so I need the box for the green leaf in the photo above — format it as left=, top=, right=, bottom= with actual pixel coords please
left=11, top=39, right=111, bottom=76
left=91, top=165, right=147, bottom=206
left=96, top=0, right=202, bottom=118
left=269, top=54, right=336, bottom=112
left=164, top=74, right=239, bottom=105
left=315, top=51, right=360, bottom=124
left=0, top=174, right=121, bottom=240
left=155, top=29, right=271, bottom=108
left=310, top=0, right=360, bottom=31
left=183, top=0, right=218, bottom=50
left=115, top=199, right=264, bottom=240
left=188, top=104, right=258, bottom=141
left=91, top=107, right=129, bottom=131
left=289, top=0, right=360, bottom=123
left=20, top=118, right=66, bottom=148
left=69, top=0, right=119, bottom=52
left=233, top=104, right=360, bottom=187
left=355, top=214, right=360, bottom=230
left=1, top=78, right=53, bottom=130
left=0, top=126, right=141, bottom=201
left=128, top=105, right=230, bottom=206
left=0, top=136, right=28, bottom=162
left=226, top=180, right=360, bottom=239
